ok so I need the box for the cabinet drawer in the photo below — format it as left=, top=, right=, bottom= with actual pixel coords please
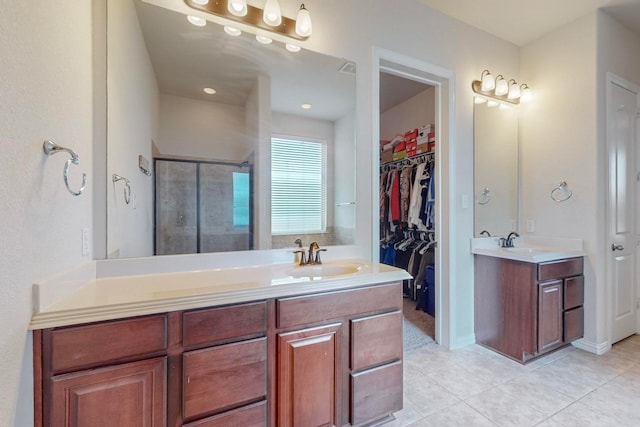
left=538, top=257, right=583, bottom=282
left=350, top=361, right=403, bottom=426
left=49, top=314, right=167, bottom=374
left=564, top=307, right=584, bottom=343
left=277, top=283, right=402, bottom=329
left=182, top=401, right=266, bottom=427
left=183, top=337, right=267, bottom=421
left=183, top=301, right=266, bottom=348
left=351, top=311, right=402, bottom=371
left=564, top=276, right=584, bottom=310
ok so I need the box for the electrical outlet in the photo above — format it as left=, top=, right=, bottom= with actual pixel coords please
left=526, top=220, right=535, bottom=233
left=82, top=228, right=90, bottom=256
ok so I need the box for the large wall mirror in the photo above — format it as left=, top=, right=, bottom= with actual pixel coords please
left=473, top=101, right=519, bottom=237
left=106, top=0, right=356, bottom=258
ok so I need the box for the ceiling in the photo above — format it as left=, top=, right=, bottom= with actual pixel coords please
left=417, top=0, right=640, bottom=46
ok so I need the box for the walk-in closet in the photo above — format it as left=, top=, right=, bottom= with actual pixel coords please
left=379, top=71, right=437, bottom=349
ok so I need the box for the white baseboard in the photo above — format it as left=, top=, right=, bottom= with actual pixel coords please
left=572, top=338, right=611, bottom=355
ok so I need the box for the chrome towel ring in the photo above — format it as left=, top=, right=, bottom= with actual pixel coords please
left=477, top=188, right=490, bottom=205
left=42, top=140, right=87, bottom=196
left=112, top=174, right=132, bottom=204
left=551, top=181, right=572, bottom=202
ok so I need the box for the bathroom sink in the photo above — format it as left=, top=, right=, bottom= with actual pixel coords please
left=287, top=264, right=360, bottom=278
left=505, top=247, right=549, bottom=253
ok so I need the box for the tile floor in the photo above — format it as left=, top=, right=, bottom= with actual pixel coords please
left=392, top=335, right=640, bottom=426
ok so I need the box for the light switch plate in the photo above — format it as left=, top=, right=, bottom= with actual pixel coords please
left=526, top=220, right=535, bottom=233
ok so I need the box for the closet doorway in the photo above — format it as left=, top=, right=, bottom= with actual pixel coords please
left=379, top=71, right=437, bottom=348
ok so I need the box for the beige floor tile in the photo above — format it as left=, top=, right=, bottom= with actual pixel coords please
left=424, top=362, right=503, bottom=400
left=464, top=386, right=549, bottom=427
left=420, top=402, right=497, bottom=427
left=388, top=400, right=426, bottom=427
left=537, top=401, right=630, bottom=427
left=578, top=379, right=640, bottom=425
left=403, top=375, right=460, bottom=417
left=497, top=375, right=574, bottom=416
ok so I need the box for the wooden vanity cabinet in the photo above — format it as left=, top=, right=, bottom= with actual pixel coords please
left=276, top=282, right=403, bottom=427
left=34, top=282, right=404, bottom=427
left=475, top=256, right=584, bottom=363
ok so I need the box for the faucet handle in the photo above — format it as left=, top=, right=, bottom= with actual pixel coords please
left=293, top=249, right=306, bottom=265
left=315, top=248, right=327, bottom=264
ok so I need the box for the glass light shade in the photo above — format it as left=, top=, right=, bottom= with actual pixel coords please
left=286, top=43, right=301, bottom=52
left=520, top=85, right=533, bottom=102
left=256, top=35, right=273, bottom=44
left=227, top=0, right=247, bottom=17
left=263, top=0, right=282, bottom=26
left=187, top=15, right=206, bottom=27
left=508, top=81, right=521, bottom=99
left=494, top=76, right=508, bottom=96
left=224, top=26, right=242, bottom=36
left=295, top=4, right=312, bottom=37
left=192, top=0, right=209, bottom=5
left=481, top=70, right=495, bottom=91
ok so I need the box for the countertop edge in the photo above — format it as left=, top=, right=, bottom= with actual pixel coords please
left=471, top=247, right=586, bottom=263
left=29, top=269, right=411, bottom=330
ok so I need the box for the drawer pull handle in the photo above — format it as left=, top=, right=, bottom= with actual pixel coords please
left=611, top=244, right=624, bottom=251
left=544, top=287, right=559, bottom=294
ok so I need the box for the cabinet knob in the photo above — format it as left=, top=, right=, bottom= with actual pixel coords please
left=611, top=244, right=624, bottom=251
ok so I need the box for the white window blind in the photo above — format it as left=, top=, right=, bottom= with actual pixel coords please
left=271, top=136, right=326, bottom=235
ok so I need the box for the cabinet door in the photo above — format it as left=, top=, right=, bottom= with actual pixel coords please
left=278, top=323, right=342, bottom=427
left=538, top=281, right=563, bottom=353
left=50, top=357, right=166, bottom=427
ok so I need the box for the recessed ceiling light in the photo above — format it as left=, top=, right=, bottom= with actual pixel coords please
left=192, top=0, right=209, bottom=5
left=203, top=87, right=216, bottom=95
left=255, top=35, right=272, bottom=45
left=187, top=15, right=206, bottom=27
left=285, top=44, right=301, bottom=52
left=224, top=26, right=241, bottom=36
left=301, top=103, right=312, bottom=110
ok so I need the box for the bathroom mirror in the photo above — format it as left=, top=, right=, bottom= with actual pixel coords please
left=106, top=0, right=356, bottom=258
left=473, top=101, right=519, bottom=237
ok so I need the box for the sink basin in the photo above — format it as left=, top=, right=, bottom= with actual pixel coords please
left=288, top=264, right=360, bottom=278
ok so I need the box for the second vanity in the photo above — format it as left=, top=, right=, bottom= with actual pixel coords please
left=472, top=237, right=586, bottom=363
left=30, top=254, right=410, bottom=427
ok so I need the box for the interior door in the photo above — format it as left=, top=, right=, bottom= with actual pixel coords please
left=607, top=76, right=640, bottom=344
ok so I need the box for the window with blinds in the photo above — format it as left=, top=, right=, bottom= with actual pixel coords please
left=271, top=136, right=327, bottom=235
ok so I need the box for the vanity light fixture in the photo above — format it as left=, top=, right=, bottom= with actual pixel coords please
left=480, top=70, right=495, bottom=91
left=286, top=43, right=301, bottom=52
left=472, top=69, right=531, bottom=105
left=507, top=79, right=521, bottom=99
left=187, top=15, right=207, bottom=26
left=256, top=35, right=273, bottom=44
left=224, top=25, right=242, bottom=36
left=184, top=0, right=312, bottom=41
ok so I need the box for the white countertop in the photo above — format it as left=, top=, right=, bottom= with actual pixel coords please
left=470, top=236, right=586, bottom=263
left=29, top=258, right=411, bottom=330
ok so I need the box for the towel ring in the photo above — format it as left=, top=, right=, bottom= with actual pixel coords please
left=112, top=174, right=132, bottom=205
left=477, top=188, right=490, bottom=205
left=42, top=140, right=87, bottom=196
left=551, top=181, right=572, bottom=202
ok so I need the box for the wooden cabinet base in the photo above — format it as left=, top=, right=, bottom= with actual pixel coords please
left=350, top=361, right=403, bottom=426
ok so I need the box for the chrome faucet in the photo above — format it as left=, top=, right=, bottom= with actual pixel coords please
left=480, top=230, right=491, bottom=237
left=308, top=241, right=319, bottom=264
left=500, top=232, right=520, bottom=248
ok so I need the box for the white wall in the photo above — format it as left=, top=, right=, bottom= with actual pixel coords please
left=334, top=110, right=357, bottom=244
left=1, top=1, right=523, bottom=424
left=107, top=0, right=158, bottom=258
left=380, top=87, right=436, bottom=141
left=157, top=94, right=249, bottom=161
left=0, top=1, right=93, bottom=425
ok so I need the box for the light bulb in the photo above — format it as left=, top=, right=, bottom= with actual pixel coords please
left=494, top=75, right=508, bottom=96
left=480, top=70, right=495, bottom=91
left=520, top=84, right=533, bottom=102
left=295, top=4, right=312, bottom=37
left=507, top=79, right=521, bottom=99
left=256, top=35, right=273, bottom=44
left=224, top=26, right=241, bottom=36
left=263, top=0, right=282, bottom=26
left=187, top=15, right=206, bottom=27
left=227, top=0, right=247, bottom=17
left=286, top=43, right=301, bottom=52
